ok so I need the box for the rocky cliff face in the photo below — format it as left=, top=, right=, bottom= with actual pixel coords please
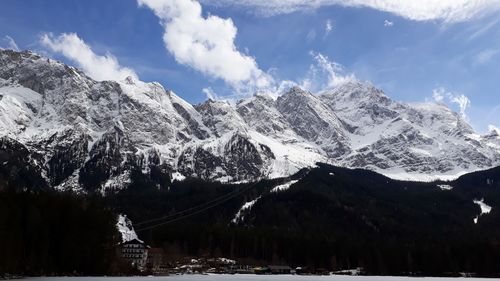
left=1, top=49, right=499, bottom=192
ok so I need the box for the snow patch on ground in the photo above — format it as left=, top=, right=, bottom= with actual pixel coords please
left=271, top=180, right=298, bottom=193
left=247, top=130, right=326, bottom=179
left=409, top=147, right=433, bottom=157
left=382, top=169, right=468, bottom=182
left=116, top=214, right=141, bottom=243
left=437, top=184, right=453, bottom=191
left=217, top=258, right=236, bottom=265
left=232, top=197, right=261, bottom=223
left=172, top=171, right=187, bottom=182
left=101, top=171, right=131, bottom=195
left=473, top=198, right=492, bottom=224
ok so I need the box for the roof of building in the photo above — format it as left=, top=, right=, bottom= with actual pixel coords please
left=120, top=238, right=146, bottom=245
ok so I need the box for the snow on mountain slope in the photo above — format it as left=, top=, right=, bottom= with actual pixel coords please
left=232, top=196, right=261, bottom=224
left=0, top=84, right=42, bottom=136
left=236, top=92, right=292, bottom=137
left=195, top=99, right=248, bottom=137
left=480, top=127, right=500, bottom=152
left=0, top=49, right=499, bottom=192
left=319, top=81, right=500, bottom=181
left=235, top=91, right=327, bottom=178
left=277, top=86, right=351, bottom=158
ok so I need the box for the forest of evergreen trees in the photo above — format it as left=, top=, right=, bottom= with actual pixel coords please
left=2, top=164, right=500, bottom=277
left=0, top=190, right=125, bottom=276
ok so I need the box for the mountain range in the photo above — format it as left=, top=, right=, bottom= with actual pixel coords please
left=1, top=49, right=500, bottom=193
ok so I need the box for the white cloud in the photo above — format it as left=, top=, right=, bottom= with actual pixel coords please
left=468, top=17, right=500, bottom=40
left=40, top=33, right=138, bottom=81
left=203, top=0, right=500, bottom=23
left=137, top=0, right=273, bottom=93
left=202, top=52, right=357, bottom=98
left=324, top=19, right=333, bottom=37
left=384, top=19, right=394, bottom=27
left=2, top=35, right=19, bottom=51
left=432, top=87, right=471, bottom=120
left=299, top=51, right=355, bottom=92
left=432, top=88, right=445, bottom=102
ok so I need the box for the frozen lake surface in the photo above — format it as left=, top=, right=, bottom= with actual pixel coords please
left=26, top=276, right=493, bottom=281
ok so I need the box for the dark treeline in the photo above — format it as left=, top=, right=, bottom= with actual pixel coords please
left=0, top=138, right=131, bottom=276
left=109, top=165, right=500, bottom=277
left=0, top=190, right=124, bottom=276
left=2, top=164, right=500, bottom=276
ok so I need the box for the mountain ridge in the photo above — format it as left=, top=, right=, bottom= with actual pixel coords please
left=1, top=49, right=499, bottom=193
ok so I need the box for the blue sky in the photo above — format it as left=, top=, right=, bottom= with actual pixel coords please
left=1, top=0, right=500, bottom=132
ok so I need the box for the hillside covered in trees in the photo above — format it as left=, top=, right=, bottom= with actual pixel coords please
left=2, top=163, right=500, bottom=276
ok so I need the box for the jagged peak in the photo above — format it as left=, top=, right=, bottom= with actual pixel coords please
left=0, top=48, right=37, bottom=58
left=254, top=91, right=276, bottom=101
left=277, top=86, right=321, bottom=106
left=123, top=76, right=136, bottom=85
left=196, top=98, right=233, bottom=112
left=321, top=80, right=389, bottom=103
left=0, top=49, right=62, bottom=69
left=409, top=101, right=461, bottom=118
left=237, top=91, right=276, bottom=108
left=487, top=125, right=500, bottom=137
left=285, top=85, right=312, bottom=96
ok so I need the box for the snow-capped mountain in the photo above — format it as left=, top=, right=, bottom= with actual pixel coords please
left=1, top=49, right=499, bottom=192
left=319, top=82, right=500, bottom=180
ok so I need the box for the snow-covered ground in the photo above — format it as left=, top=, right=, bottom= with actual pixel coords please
left=271, top=179, right=299, bottom=193
left=437, top=184, right=453, bottom=191
left=473, top=199, right=492, bottom=224
left=171, top=172, right=187, bottom=182
left=25, top=275, right=494, bottom=280
left=232, top=197, right=261, bottom=223
left=116, top=214, right=140, bottom=242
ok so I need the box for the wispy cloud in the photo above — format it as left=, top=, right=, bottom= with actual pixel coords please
left=2, top=35, right=19, bottom=51
left=299, top=51, right=355, bottom=92
left=203, top=50, right=356, bottom=100
left=202, top=87, right=220, bottom=100
left=432, top=88, right=445, bottom=103
left=137, top=0, right=273, bottom=94
left=324, top=19, right=333, bottom=38
left=432, top=87, right=471, bottom=120
left=203, top=0, right=500, bottom=23
left=384, top=19, right=394, bottom=27
left=40, top=33, right=138, bottom=81
left=467, top=17, right=500, bottom=40
left=449, top=94, right=471, bottom=120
